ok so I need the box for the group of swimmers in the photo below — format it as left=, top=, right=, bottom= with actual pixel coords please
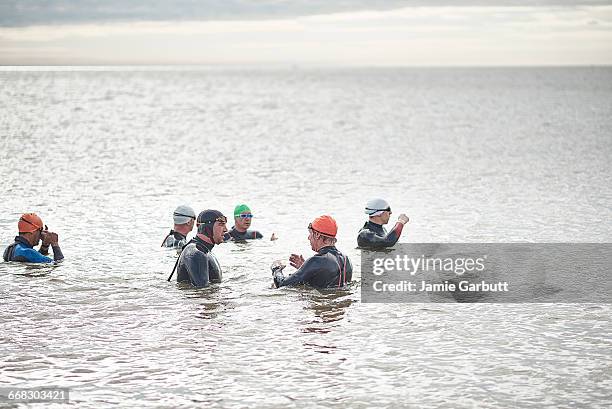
left=3, top=199, right=409, bottom=290
left=160, top=204, right=272, bottom=250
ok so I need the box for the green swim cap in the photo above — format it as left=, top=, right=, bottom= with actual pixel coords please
left=234, top=204, right=251, bottom=217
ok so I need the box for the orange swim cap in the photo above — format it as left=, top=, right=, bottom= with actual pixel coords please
left=309, top=215, right=338, bottom=238
left=18, top=213, right=44, bottom=233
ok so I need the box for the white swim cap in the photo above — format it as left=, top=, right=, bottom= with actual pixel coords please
left=365, top=198, right=390, bottom=217
left=173, top=205, right=196, bottom=225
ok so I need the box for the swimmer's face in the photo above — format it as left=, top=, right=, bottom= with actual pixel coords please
left=212, top=220, right=228, bottom=244
left=308, top=229, right=319, bottom=251
left=381, top=209, right=391, bottom=224
left=32, top=229, right=42, bottom=245
left=234, top=212, right=252, bottom=230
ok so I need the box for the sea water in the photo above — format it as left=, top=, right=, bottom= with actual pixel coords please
left=1, top=66, right=611, bottom=408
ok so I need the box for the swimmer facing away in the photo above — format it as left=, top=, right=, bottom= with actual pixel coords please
left=271, top=215, right=352, bottom=289
left=357, top=198, right=409, bottom=249
left=161, top=205, right=196, bottom=250
left=3, top=213, right=64, bottom=263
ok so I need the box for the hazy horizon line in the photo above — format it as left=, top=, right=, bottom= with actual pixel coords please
left=1, top=63, right=611, bottom=70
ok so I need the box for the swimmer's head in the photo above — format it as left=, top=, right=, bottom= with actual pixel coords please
left=173, top=205, right=196, bottom=234
left=173, top=205, right=196, bottom=225
left=197, top=209, right=228, bottom=244
left=365, top=198, right=392, bottom=224
left=308, top=215, right=337, bottom=251
left=18, top=213, right=44, bottom=233
left=233, top=204, right=253, bottom=231
left=18, top=213, right=47, bottom=246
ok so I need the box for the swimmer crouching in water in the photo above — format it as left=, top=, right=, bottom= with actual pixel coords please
left=271, top=215, right=352, bottom=289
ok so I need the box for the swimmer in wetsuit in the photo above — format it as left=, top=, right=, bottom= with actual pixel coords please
left=271, top=215, right=352, bottom=289
left=174, top=209, right=227, bottom=288
left=161, top=205, right=196, bottom=250
left=224, top=204, right=277, bottom=241
left=3, top=213, right=64, bottom=263
left=357, top=198, right=409, bottom=249
left=225, top=204, right=262, bottom=241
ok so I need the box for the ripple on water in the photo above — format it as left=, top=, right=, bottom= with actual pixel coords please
left=1, top=68, right=611, bottom=408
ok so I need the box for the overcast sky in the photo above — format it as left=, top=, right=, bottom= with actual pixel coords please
left=1, top=0, right=611, bottom=65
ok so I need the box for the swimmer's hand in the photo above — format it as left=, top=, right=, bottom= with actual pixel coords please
left=271, top=260, right=286, bottom=273
left=289, top=254, right=305, bottom=269
left=270, top=233, right=278, bottom=241
left=49, top=232, right=59, bottom=246
left=398, top=214, right=409, bottom=225
left=41, top=231, right=53, bottom=246
left=41, top=231, right=59, bottom=246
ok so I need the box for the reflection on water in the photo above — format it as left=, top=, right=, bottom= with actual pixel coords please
left=302, top=289, right=356, bottom=332
left=2, top=261, right=61, bottom=278
left=297, top=288, right=358, bottom=357
left=179, top=284, right=237, bottom=320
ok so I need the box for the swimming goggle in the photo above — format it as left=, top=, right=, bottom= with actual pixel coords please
left=198, top=216, right=227, bottom=225
left=173, top=212, right=196, bottom=220
left=238, top=214, right=253, bottom=219
left=365, top=207, right=392, bottom=213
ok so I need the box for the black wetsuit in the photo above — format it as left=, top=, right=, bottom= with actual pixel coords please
left=224, top=227, right=263, bottom=241
left=273, top=246, right=352, bottom=289
left=176, top=236, right=222, bottom=288
left=161, top=230, right=188, bottom=249
left=357, top=221, right=404, bottom=249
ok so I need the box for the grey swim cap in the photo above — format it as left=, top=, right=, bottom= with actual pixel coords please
left=173, top=205, right=196, bottom=225
left=365, top=198, right=391, bottom=217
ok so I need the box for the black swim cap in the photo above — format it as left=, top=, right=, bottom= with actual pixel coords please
left=197, top=209, right=227, bottom=237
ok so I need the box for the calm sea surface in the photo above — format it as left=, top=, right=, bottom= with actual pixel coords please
left=1, top=67, right=611, bottom=408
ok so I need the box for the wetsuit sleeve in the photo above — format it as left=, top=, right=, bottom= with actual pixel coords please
left=273, top=257, right=318, bottom=288
left=345, top=256, right=354, bottom=282
left=14, top=246, right=54, bottom=263
left=208, top=254, right=222, bottom=282
left=188, top=252, right=210, bottom=288
left=357, top=222, right=404, bottom=249
left=252, top=231, right=263, bottom=239
left=52, top=245, right=64, bottom=261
